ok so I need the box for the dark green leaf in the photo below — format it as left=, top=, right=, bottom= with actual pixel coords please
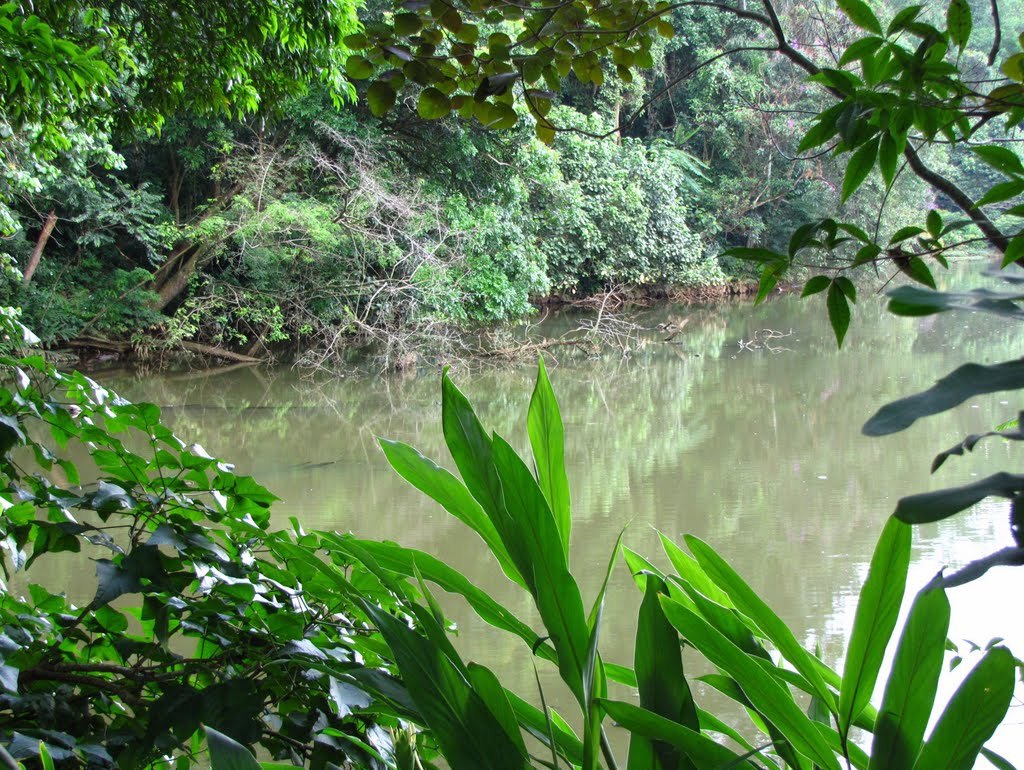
left=345, top=55, right=374, bottom=80
left=977, top=178, right=1024, bottom=206
left=827, top=281, right=852, bottom=347
left=1001, top=234, right=1024, bottom=268
left=878, top=132, right=897, bottom=187
left=895, top=256, right=936, bottom=289
left=838, top=518, right=911, bottom=737
left=367, top=81, right=397, bottom=116
left=491, top=435, right=588, bottom=702
left=893, top=473, right=1024, bottom=524
left=801, top=276, right=831, bottom=297
left=630, top=575, right=698, bottom=770
left=888, top=226, right=924, bottom=245
left=206, top=725, right=261, bottom=770
left=864, top=359, right=1024, bottom=435
left=361, top=600, right=530, bottom=770
left=417, top=87, right=451, bottom=119
left=887, top=5, right=923, bottom=35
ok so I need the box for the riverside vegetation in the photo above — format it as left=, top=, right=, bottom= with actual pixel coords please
left=2, top=0, right=1024, bottom=767
left=2, top=0, right=1015, bottom=366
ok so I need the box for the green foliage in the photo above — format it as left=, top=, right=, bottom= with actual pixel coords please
left=0, top=313, right=439, bottom=769
left=524, top=109, right=721, bottom=294
left=359, top=362, right=1018, bottom=770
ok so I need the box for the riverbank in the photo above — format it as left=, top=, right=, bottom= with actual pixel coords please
left=48, top=278, right=766, bottom=372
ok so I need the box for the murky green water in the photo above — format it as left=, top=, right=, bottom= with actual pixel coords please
left=99, top=266, right=1024, bottom=764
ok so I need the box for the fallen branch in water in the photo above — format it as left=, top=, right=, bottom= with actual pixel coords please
left=177, top=341, right=265, bottom=364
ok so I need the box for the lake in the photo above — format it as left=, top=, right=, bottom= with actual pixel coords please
left=99, top=266, right=1024, bottom=766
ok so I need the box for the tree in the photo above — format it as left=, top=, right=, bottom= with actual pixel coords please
left=348, top=0, right=1023, bottom=322
left=0, top=0, right=360, bottom=235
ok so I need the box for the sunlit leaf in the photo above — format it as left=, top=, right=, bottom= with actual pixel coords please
left=839, top=518, right=911, bottom=737
left=869, top=582, right=950, bottom=770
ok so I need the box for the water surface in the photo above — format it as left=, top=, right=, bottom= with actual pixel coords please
left=102, top=268, right=1024, bottom=764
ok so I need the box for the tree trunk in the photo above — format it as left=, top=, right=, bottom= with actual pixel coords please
left=23, top=210, right=57, bottom=286
left=153, top=245, right=207, bottom=312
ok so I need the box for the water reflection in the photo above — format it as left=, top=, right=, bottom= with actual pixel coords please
left=100, top=267, right=1024, bottom=765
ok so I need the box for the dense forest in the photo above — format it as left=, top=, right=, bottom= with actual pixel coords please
left=2, top=0, right=1024, bottom=768
left=3, top=0, right=1016, bottom=366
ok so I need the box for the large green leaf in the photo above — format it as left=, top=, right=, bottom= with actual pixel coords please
left=441, top=373, right=534, bottom=592
left=913, top=647, right=1016, bottom=770
left=658, top=532, right=733, bottom=607
left=863, top=359, right=1024, bottom=435
left=629, top=576, right=698, bottom=770
left=673, top=578, right=769, bottom=660
left=836, top=0, right=882, bottom=34
left=659, top=597, right=841, bottom=770
left=206, top=725, right=262, bottom=770
left=528, top=358, right=571, bottom=559
left=600, top=700, right=757, bottom=769
left=361, top=600, right=530, bottom=770
left=841, top=137, right=879, bottom=202
left=491, top=435, right=589, bottom=702
left=868, top=582, right=950, bottom=770
left=505, top=690, right=584, bottom=766
left=893, top=473, right=1024, bottom=524
left=684, top=536, right=835, bottom=709
left=378, top=438, right=525, bottom=587
left=838, top=517, right=911, bottom=737
left=467, top=664, right=529, bottom=757
left=946, top=0, right=972, bottom=50
left=319, top=535, right=556, bottom=664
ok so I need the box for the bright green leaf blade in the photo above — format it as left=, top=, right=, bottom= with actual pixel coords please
left=869, top=582, right=950, bottom=770
left=947, top=0, right=972, bottom=51
left=842, top=137, right=880, bottom=203
left=838, top=518, right=911, bottom=736
left=378, top=438, right=525, bottom=588
left=863, top=359, right=1024, bottom=435
left=601, top=699, right=757, bottom=769
left=320, top=535, right=557, bottom=665
left=658, top=596, right=841, bottom=770
left=441, top=372, right=534, bottom=590
left=361, top=600, right=530, bottom=770
left=491, top=435, right=589, bottom=702
left=505, top=690, right=584, bottom=766
left=528, top=357, right=571, bottom=559
left=658, top=532, right=733, bottom=607
left=836, top=0, right=882, bottom=34
left=913, top=647, right=1015, bottom=770
left=683, top=536, right=836, bottom=709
